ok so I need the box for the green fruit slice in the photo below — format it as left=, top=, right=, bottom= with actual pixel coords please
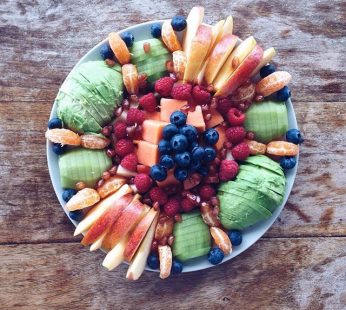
left=244, top=155, right=285, bottom=177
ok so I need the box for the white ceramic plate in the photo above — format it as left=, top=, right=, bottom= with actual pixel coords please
left=47, top=20, right=298, bottom=273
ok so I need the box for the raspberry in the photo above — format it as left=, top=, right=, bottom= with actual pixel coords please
left=154, top=77, right=174, bottom=97
left=217, top=97, right=232, bottom=115
left=163, top=197, right=181, bottom=217
left=231, top=142, right=250, bottom=161
left=134, top=173, right=153, bottom=193
left=192, top=85, right=211, bottom=105
left=199, top=185, right=216, bottom=201
left=227, top=108, right=246, bottom=126
left=120, top=153, right=138, bottom=171
left=149, top=187, right=168, bottom=206
left=115, top=139, right=134, bottom=157
left=113, top=121, right=127, bottom=139
left=139, top=93, right=157, bottom=112
left=219, top=160, right=239, bottom=181
left=225, top=126, right=246, bottom=144
left=126, top=108, right=146, bottom=125
left=171, top=83, right=192, bottom=100
left=181, top=198, right=195, bottom=213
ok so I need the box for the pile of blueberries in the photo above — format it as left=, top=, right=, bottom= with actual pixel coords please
left=150, top=111, right=219, bottom=182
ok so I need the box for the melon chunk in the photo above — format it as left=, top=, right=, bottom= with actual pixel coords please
left=157, top=170, right=180, bottom=188
left=136, top=140, right=159, bottom=166
left=186, top=106, right=205, bottom=132
left=215, top=125, right=227, bottom=150
left=137, top=164, right=151, bottom=174
left=206, top=108, right=224, bottom=128
left=160, top=98, right=188, bottom=122
left=144, top=111, right=161, bottom=121
left=142, top=119, right=169, bottom=144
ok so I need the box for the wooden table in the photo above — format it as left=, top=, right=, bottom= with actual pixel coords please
left=1, top=0, right=345, bottom=309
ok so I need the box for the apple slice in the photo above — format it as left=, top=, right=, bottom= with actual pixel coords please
left=183, top=24, right=212, bottom=83
left=102, top=200, right=148, bottom=250
left=124, top=208, right=159, bottom=262
left=89, top=231, right=107, bottom=251
left=74, top=184, right=132, bottom=236
left=213, top=36, right=257, bottom=90
left=250, top=47, right=276, bottom=77
left=182, top=6, right=204, bottom=56
left=215, top=44, right=263, bottom=97
left=208, top=20, right=225, bottom=55
left=158, top=245, right=172, bottom=279
left=117, top=165, right=137, bottom=178
left=102, top=236, right=129, bottom=270
left=204, top=34, right=238, bottom=85
left=80, top=193, right=133, bottom=246
left=126, top=214, right=159, bottom=280
left=220, top=15, right=233, bottom=37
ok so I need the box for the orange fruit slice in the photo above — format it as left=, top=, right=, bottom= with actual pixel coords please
left=266, top=141, right=299, bottom=156
left=255, top=71, right=292, bottom=97
left=158, top=245, right=172, bottom=279
left=97, top=176, right=126, bottom=199
left=245, top=139, right=266, bottom=155
left=161, top=21, right=182, bottom=52
left=108, top=32, right=131, bottom=65
left=45, top=128, right=81, bottom=146
left=210, top=227, right=232, bottom=254
left=65, top=188, right=100, bottom=211
left=122, top=64, right=139, bottom=95
left=80, top=134, right=110, bottom=149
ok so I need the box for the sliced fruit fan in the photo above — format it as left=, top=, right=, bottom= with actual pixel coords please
left=46, top=6, right=304, bottom=280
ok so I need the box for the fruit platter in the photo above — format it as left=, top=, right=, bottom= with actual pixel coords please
left=46, top=6, right=304, bottom=280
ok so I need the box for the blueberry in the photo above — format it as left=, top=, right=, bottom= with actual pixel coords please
left=147, top=253, right=159, bottom=269
left=280, top=156, right=297, bottom=169
left=170, top=134, right=188, bottom=152
left=189, top=141, right=199, bottom=151
left=100, top=42, right=114, bottom=60
left=163, top=124, right=179, bottom=140
left=228, top=230, right=242, bottom=246
left=180, top=125, right=198, bottom=142
left=150, top=165, right=167, bottom=181
left=52, top=143, right=67, bottom=155
left=171, top=259, right=184, bottom=274
left=286, top=129, right=304, bottom=144
left=203, top=128, right=219, bottom=145
left=197, top=165, right=209, bottom=176
left=203, top=147, right=217, bottom=162
left=192, top=146, right=205, bottom=161
left=171, top=15, right=187, bottom=32
left=170, top=111, right=187, bottom=127
left=276, top=86, right=291, bottom=101
left=120, top=32, right=135, bottom=47
left=175, top=151, right=191, bottom=168
left=160, top=154, right=175, bottom=169
left=151, top=23, right=162, bottom=38
left=62, top=188, right=77, bottom=202
left=207, top=247, right=224, bottom=265
left=69, top=210, right=84, bottom=222
left=190, top=158, right=201, bottom=171
left=174, top=167, right=188, bottom=181
left=260, top=64, right=276, bottom=78
left=158, top=140, right=172, bottom=154
left=48, top=117, right=63, bottom=129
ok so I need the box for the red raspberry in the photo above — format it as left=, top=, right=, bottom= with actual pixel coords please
left=163, top=197, right=180, bottom=217
left=217, top=97, right=232, bottom=115
left=149, top=187, right=168, bottom=206
left=154, top=77, right=174, bottom=97
left=126, top=108, right=146, bottom=125
left=181, top=198, right=195, bottom=212
left=199, top=185, right=216, bottom=201
left=192, top=85, right=211, bottom=105
left=227, top=108, right=246, bottom=126
left=219, top=160, right=239, bottom=181
left=120, top=153, right=138, bottom=171
left=139, top=93, right=157, bottom=112
left=134, top=173, right=153, bottom=193
left=171, top=83, right=192, bottom=100
left=225, top=126, right=246, bottom=144
left=231, top=142, right=250, bottom=161
left=115, top=139, right=134, bottom=157
left=113, top=121, right=127, bottom=139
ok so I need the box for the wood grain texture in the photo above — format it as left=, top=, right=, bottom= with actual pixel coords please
left=0, top=0, right=345, bottom=308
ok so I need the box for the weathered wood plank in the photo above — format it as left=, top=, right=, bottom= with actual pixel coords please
left=0, top=239, right=345, bottom=309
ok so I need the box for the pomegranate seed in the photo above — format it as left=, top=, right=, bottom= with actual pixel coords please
left=109, top=166, right=118, bottom=175
left=220, top=148, right=227, bottom=159
left=167, top=235, right=175, bottom=246
left=102, top=127, right=111, bottom=137
left=186, top=193, right=201, bottom=206
left=174, top=214, right=182, bottom=223
left=204, top=176, right=220, bottom=184
left=159, top=236, right=168, bottom=246
left=105, top=59, right=116, bottom=67
left=166, top=60, right=174, bottom=73
left=210, top=196, right=220, bottom=207
left=126, top=125, right=136, bottom=139
left=223, top=141, right=233, bottom=149
left=213, top=206, right=220, bottom=216
left=96, top=178, right=105, bottom=188
left=143, top=42, right=151, bottom=53
left=246, top=131, right=255, bottom=140
left=210, top=97, right=218, bottom=109
left=255, top=95, right=264, bottom=102
left=114, top=155, right=121, bottom=164
left=106, top=149, right=116, bottom=158
left=169, top=72, right=177, bottom=81
left=114, top=106, right=123, bottom=117
left=75, top=181, right=86, bottom=191
left=122, top=99, right=130, bottom=110
left=207, top=84, right=214, bottom=93
left=130, top=94, right=138, bottom=104
left=213, top=157, right=221, bottom=166
left=204, top=113, right=212, bottom=121
left=153, top=201, right=160, bottom=211
left=129, top=177, right=135, bottom=185
left=143, top=197, right=152, bottom=205
left=102, top=171, right=111, bottom=181
left=151, top=240, right=158, bottom=253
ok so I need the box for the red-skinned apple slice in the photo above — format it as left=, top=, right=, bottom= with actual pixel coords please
left=74, top=184, right=132, bottom=236
left=89, top=231, right=107, bottom=251
left=250, top=47, right=276, bottom=77
left=124, top=208, right=159, bottom=262
left=102, top=236, right=129, bottom=270
left=183, top=24, right=212, bottom=83
left=182, top=6, right=204, bottom=56
left=80, top=193, right=133, bottom=246
left=215, top=44, right=263, bottom=97
left=204, top=34, right=238, bottom=85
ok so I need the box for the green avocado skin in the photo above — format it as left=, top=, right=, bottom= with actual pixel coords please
left=56, top=61, right=123, bottom=133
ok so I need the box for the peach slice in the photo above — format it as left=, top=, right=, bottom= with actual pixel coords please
left=250, top=47, right=276, bottom=77
left=215, top=44, right=263, bottom=97
left=97, top=176, right=126, bottom=199
left=102, top=236, right=129, bottom=270
left=108, top=32, right=131, bottom=65
left=158, top=245, right=172, bottom=279
left=161, top=20, right=182, bottom=52
left=122, top=64, right=139, bottom=95
left=45, top=129, right=81, bottom=146
left=65, top=188, right=100, bottom=211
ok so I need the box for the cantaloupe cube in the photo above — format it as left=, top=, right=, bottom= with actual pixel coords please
left=206, top=108, right=224, bottom=128
left=142, top=120, right=169, bottom=144
left=215, top=125, right=227, bottom=150
left=186, top=105, right=205, bottom=132
left=137, top=164, right=151, bottom=174
left=144, top=111, right=161, bottom=121
left=160, top=98, right=188, bottom=122
left=136, top=141, right=159, bottom=166
left=157, top=170, right=180, bottom=188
